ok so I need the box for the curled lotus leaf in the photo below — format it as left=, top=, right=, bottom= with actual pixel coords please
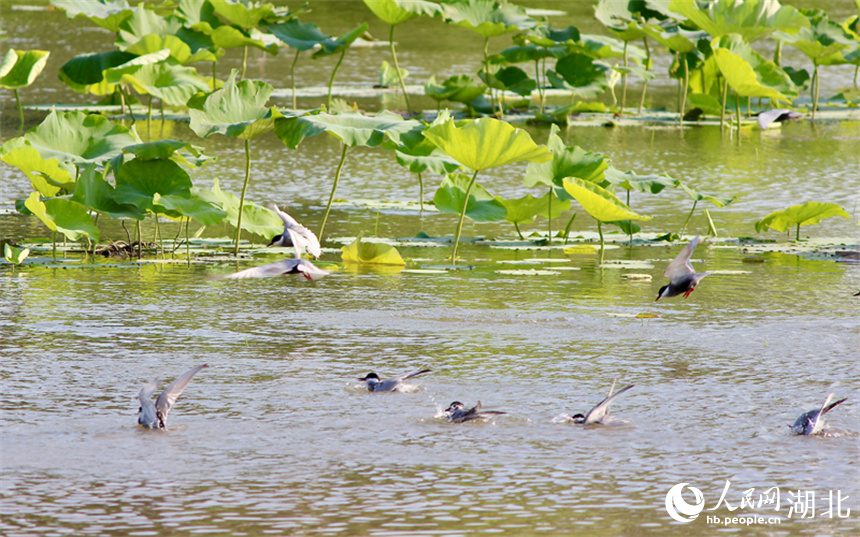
left=341, top=237, right=406, bottom=265
left=755, top=202, right=850, bottom=233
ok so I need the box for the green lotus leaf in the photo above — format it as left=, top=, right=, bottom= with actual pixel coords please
left=423, top=117, right=551, bottom=172
left=604, top=166, right=678, bottom=194
left=609, top=219, right=641, bottom=235
left=191, top=21, right=275, bottom=51
left=115, top=7, right=185, bottom=50
left=114, top=158, right=193, bottom=214
left=547, top=53, right=610, bottom=98
left=493, top=44, right=553, bottom=64
left=341, top=237, right=406, bottom=265
left=108, top=61, right=211, bottom=106
left=0, top=50, right=50, bottom=90
left=495, top=192, right=570, bottom=225
left=678, top=183, right=737, bottom=207
left=125, top=34, right=219, bottom=64
left=572, top=34, right=647, bottom=61
left=311, top=23, right=369, bottom=58
left=59, top=50, right=137, bottom=93
left=189, top=71, right=275, bottom=140
left=264, top=19, right=331, bottom=51
left=152, top=193, right=226, bottom=226
left=687, top=92, right=723, bottom=115
left=194, top=179, right=283, bottom=238
left=776, top=9, right=854, bottom=66
left=363, top=0, right=442, bottom=26
left=480, top=65, right=536, bottom=97
left=71, top=164, right=145, bottom=220
left=22, top=110, right=139, bottom=168
left=668, top=0, right=809, bottom=42
left=711, top=34, right=796, bottom=102
left=4, top=243, right=30, bottom=265
left=102, top=49, right=171, bottom=83
left=0, top=141, right=75, bottom=197
left=208, top=0, right=276, bottom=30
left=379, top=60, right=408, bottom=87
left=595, top=0, right=666, bottom=34
left=755, top=202, right=850, bottom=233
left=52, top=0, right=133, bottom=32
left=641, top=21, right=706, bottom=53
left=24, top=191, right=101, bottom=242
left=562, top=177, right=651, bottom=223
left=433, top=173, right=507, bottom=222
left=520, top=24, right=580, bottom=48
left=278, top=111, right=420, bottom=149
left=424, top=74, right=487, bottom=105
left=524, top=124, right=607, bottom=195
left=442, top=0, right=535, bottom=38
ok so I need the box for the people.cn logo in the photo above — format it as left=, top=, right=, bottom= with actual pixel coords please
left=665, top=483, right=705, bottom=523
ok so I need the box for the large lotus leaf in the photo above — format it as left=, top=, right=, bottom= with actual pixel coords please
left=394, top=141, right=462, bottom=175
left=189, top=71, right=275, bottom=140
left=595, top=0, right=666, bottom=34
left=777, top=9, right=854, bottom=66
left=125, top=34, right=218, bottom=64
left=190, top=21, right=276, bottom=52
left=755, top=202, right=850, bottom=233
left=1, top=140, right=76, bottom=196
left=678, top=182, right=736, bottom=207
left=423, top=117, right=551, bottom=172
left=208, top=0, right=276, bottom=30
left=193, top=179, right=282, bottom=237
left=604, top=166, right=678, bottom=194
left=433, top=173, right=507, bottom=222
left=495, top=192, right=570, bottom=225
left=363, top=0, right=442, bottom=26
left=264, top=19, right=330, bottom=51
left=4, top=243, right=30, bottom=265
left=311, top=23, right=369, bottom=59
left=442, top=0, right=535, bottom=38
left=52, top=0, right=133, bottom=32
left=494, top=44, right=554, bottom=64
left=285, top=111, right=420, bottom=149
left=116, top=8, right=185, bottom=50
left=562, top=177, right=651, bottom=223
left=668, top=0, right=808, bottom=42
left=572, top=34, right=646, bottom=61
left=521, top=24, right=581, bottom=48
left=482, top=66, right=536, bottom=97
left=711, top=34, right=796, bottom=101
left=110, top=62, right=211, bottom=106
left=341, top=237, right=406, bottom=265
left=0, top=50, right=50, bottom=90
left=23, top=110, right=139, bottom=168
left=524, top=125, right=607, bottom=192
left=24, top=192, right=101, bottom=242
left=71, top=164, right=145, bottom=220
left=102, top=49, right=171, bottom=83
left=641, top=21, right=706, bottom=53
left=547, top=53, right=610, bottom=98
left=152, top=193, right=226, bottom=225
left=114, top=158, right=192, bottom=213
left=424, top=74, right=487, bottom=104
left=59, top=50, right=137, bottom=93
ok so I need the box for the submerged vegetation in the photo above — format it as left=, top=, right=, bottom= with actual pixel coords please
left=1, top=0, right=857, bottom=270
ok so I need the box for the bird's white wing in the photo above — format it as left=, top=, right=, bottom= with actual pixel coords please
left=584, top=384, right=634, bottom=424
left=809, top=392, right=834, bottom=435
left=270, top=203, right=321, bottom=258
left=663, top=235, right=699, bottom=279
left=294, top=259, right=330, bottom=281
left=138, top=381, right=160, bottom=427
left=154, top=365, right=209, bottom=423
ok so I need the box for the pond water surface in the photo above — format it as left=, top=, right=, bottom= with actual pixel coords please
left=1, top=1, right=859, bottom=536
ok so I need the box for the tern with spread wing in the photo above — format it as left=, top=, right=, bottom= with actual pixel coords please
left=138, top=365, right=208, bottom=430
left=789, top=393, right=847, bottom=436
left=358, top=369, right=431, bottom=392
left=210, top=258, right=330, bottom=281
left=444, top=401, right=507, bottom=423
left=656, top=235, right=712, bottom=301
left=570, top=382, right=634, bottom=425
left=267, top=203, right=321, bottom=258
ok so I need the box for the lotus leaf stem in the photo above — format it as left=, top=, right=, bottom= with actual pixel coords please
left=547, top=187, right=552, bottom=240
left=417, top=171, right=424, bottom=213
left=735, top=92, right=741, bottom=139
left=563, top=212, right=576, bottom=243
left=514, top=221, right=524, bottom=240
left=212, top=61, right=216, bottom=89
left=52, top=232, right=56, bottom=261
left=854, top=65, right=858, bottom=90
left=242, top=46, right=248, bottom=79
left=186, top=218, right=190, bottom=262
left=14, top=89, right=23, bottom=131
left=597, top=220, right=604, bottom=264
left=681, top=200, right=698, bottom=233
left=290, top=49, right=300, bottom=110
left=621, top=41, right=628, bottom=112
left=796, top=223, right=801, bottom=242
left=639, top=37, right=650, bottom=115
left=451, top=170, right=479, bottom=265
left=120, top=87, right=134, bottom=125
left=534, top=59, right=543, bottom=115
left=327, top=48, right=347, bottom=110
left=232, top=138, right=253, bottom=256
left=773, top=40, right=782, bottom=66
left=148, top=95, right=153, bottom=124
left=679, top=54, right=689, bottom=127
left=720, top=77, right=728, bottom=134
left=812, top=64, right=820, bottom=120
left=482, top=36, right=497, bottom=117
left=137, top=220, right=142, bottom=258
left=389, top=25, right=412, bottom=115
left=319, top=144, right=348, bottom=242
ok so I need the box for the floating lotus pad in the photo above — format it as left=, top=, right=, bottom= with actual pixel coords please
left=495, top=269, right=562, bottom=276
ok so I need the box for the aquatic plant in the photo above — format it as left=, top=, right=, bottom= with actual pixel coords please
left=4, top=243, right=30, bottom=265
left=363, top=0, right=442, bottom=115
left=424, top=74, right=487, bottom=113
left=0, top=49, right=50, bottom=131
left=383, top=126, right=462, bottom=212
left=423, top=116, right=551, bottom=263
left=495, top=192, right=570, bottom=240
left=605, top=165, right=678, bottom=241
left=678, top=182, right=737, bottom=234
left=264, top=19, right=334, bottom=110
left=341, top=237, right=405, bottom=265
left=188, top=71, right=277, bottom=255
left=755, top=201, right=850, bottom=240
left=310, top=23, right=370, bottom=110
left=51, top=0, right=134, bottom=32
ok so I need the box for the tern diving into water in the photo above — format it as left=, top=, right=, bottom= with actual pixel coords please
left=569, top=382, right=634, bottom=425
left=444, top=401, right=507, bottom=423
left=358, top=369, right=431, bottom=392
left=789, top=393, right=847, bottom=436
left=267, top=203, right=321, bottom=258
left=656, top=235, right=712, bottom=301
left=138, top=365, right=208, bottom=430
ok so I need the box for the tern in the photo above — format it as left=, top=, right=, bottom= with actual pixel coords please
left=209, top=258, right=330, bottom=281
left=138, top=365, right=208, bottom=430
left=267, top=203, right=321, bottom=258
left=444, top=401, right=506, bottom=423
left=570, top=382, right=634, bottom=425
left=789, top=393, right=847, bottom=436
left=357, top=369, right=431, bottom=392
left=656, top=235, right=712, bottom=301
